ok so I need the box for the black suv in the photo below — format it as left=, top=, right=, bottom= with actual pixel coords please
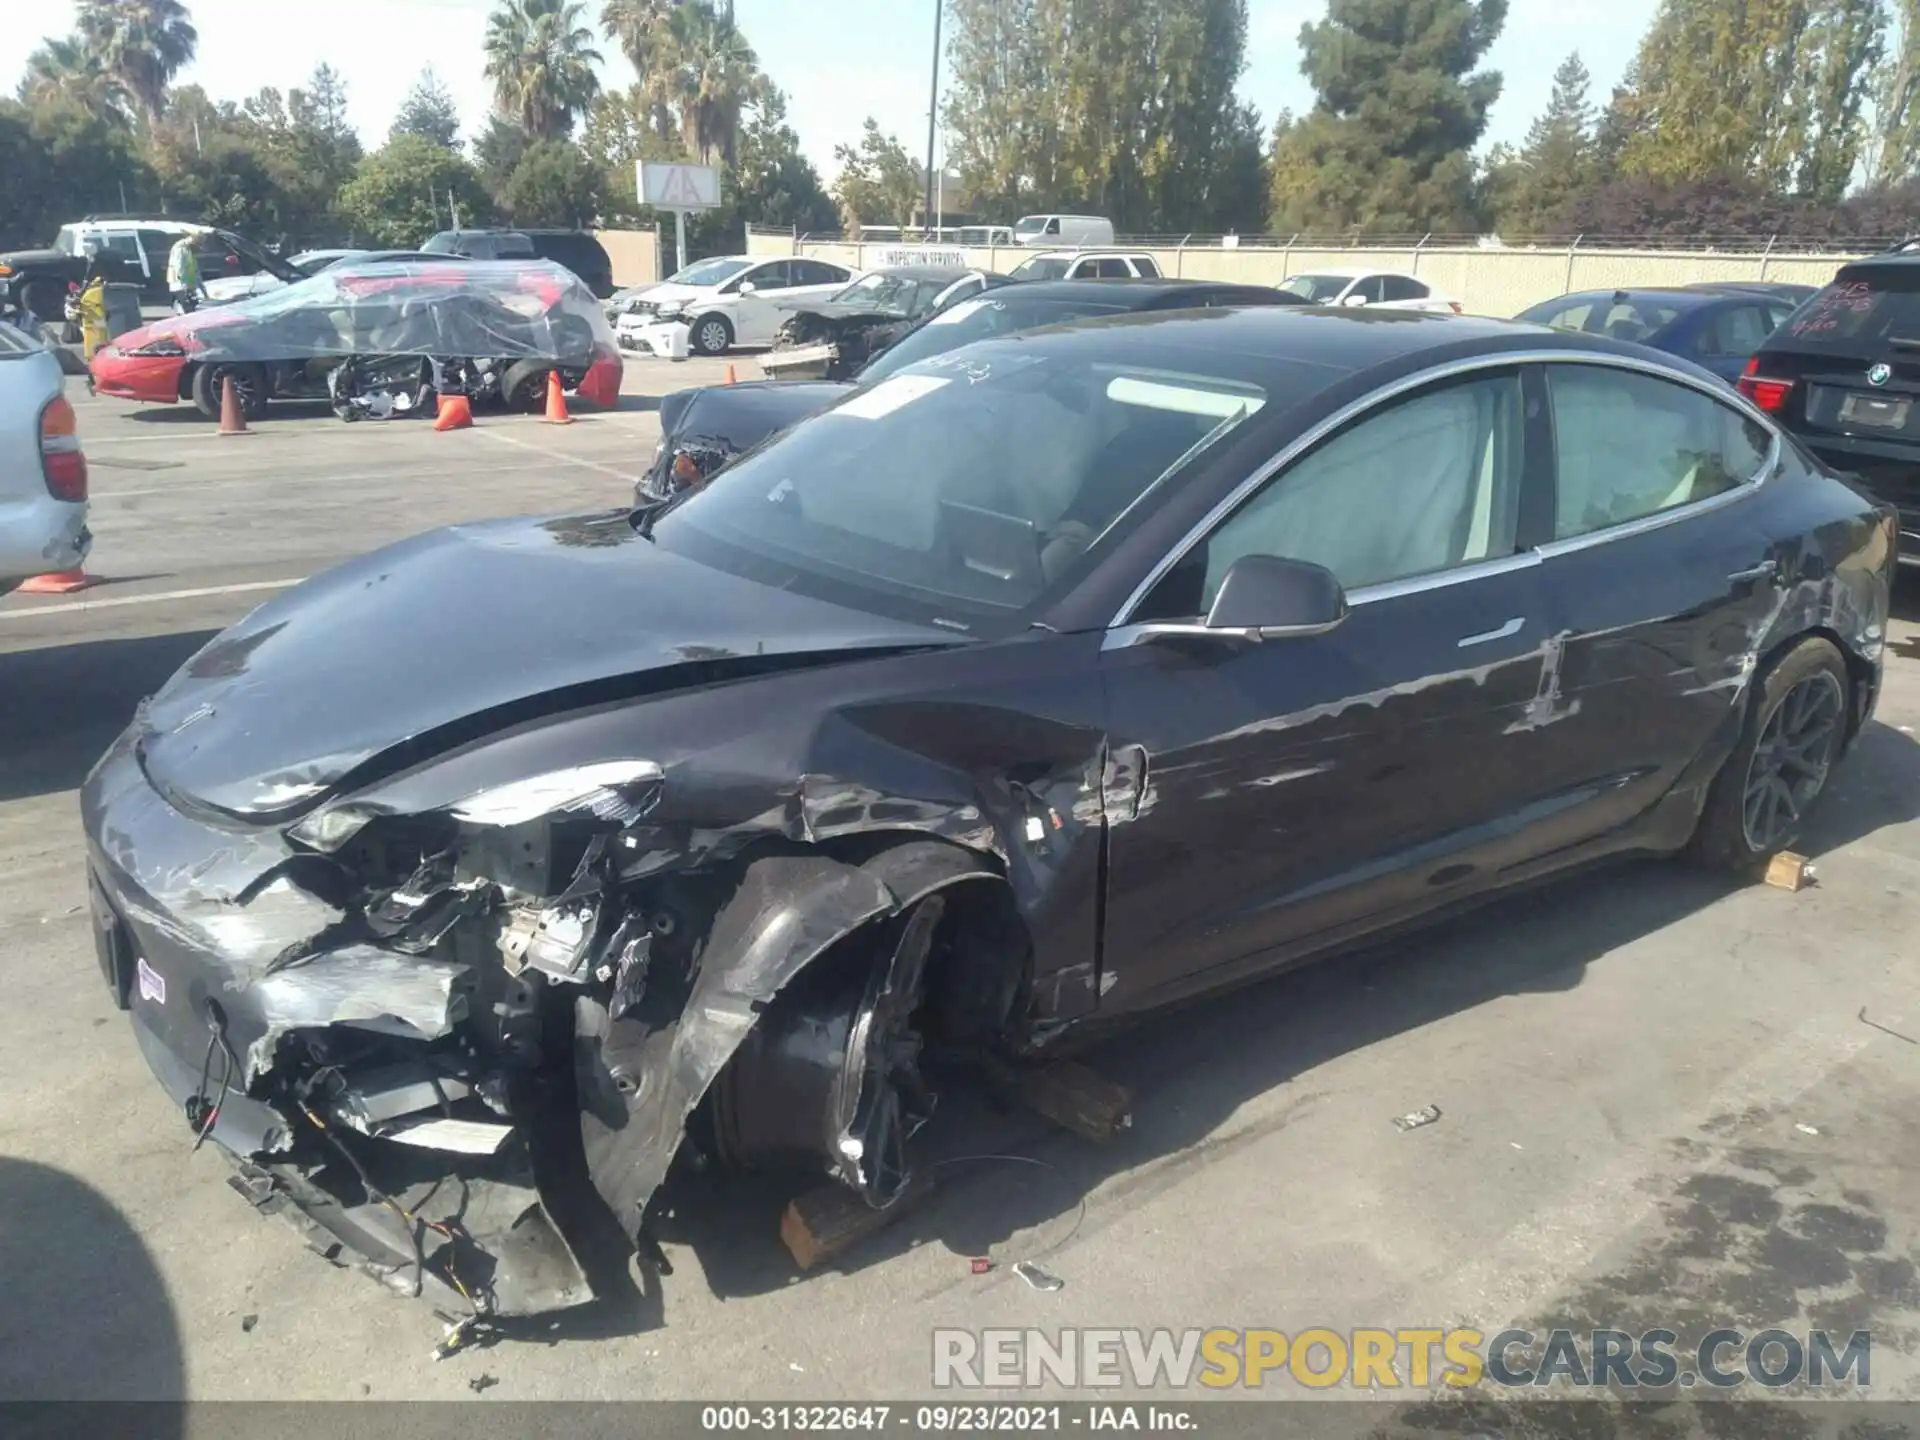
left=1744, top=247, right=1920, bottom=563
left=421, top=228, right=614, bottom=298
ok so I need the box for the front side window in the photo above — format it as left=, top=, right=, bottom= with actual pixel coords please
left=1096, top=258, right=1131, bottom=279
left=1014, top=216, right=1049, bottom=239
left=1011, top=255, right=1072, bottom=282
left=1547, top=365, right=1769, bottom=540
left=739, top=260, right=791, bottom=291
left=1138, top=373, right=1525, bottom=618
left=658, top=347, right=1266, bottom=619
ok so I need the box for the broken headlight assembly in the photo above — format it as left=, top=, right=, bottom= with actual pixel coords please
left=288, top=760, right=666, bottom=853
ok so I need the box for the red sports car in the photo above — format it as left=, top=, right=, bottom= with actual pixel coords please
left=91, top=259, right=622, bottom=421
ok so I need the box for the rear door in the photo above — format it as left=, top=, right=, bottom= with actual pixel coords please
left=1379, top=274, right=1435, bottom=311
left=1520, top=358, right=1785, bottom=852
left=93, top=229, right=149, bottom=295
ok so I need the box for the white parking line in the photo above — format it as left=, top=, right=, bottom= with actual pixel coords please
left=474, top=426, right=640, bottom=482
left=0, top=578, right=301, bottom=619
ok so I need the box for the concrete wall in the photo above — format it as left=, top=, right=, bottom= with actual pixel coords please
left=595, top=227, right=662, bottom=289
left=745, top=230, right=1858, bottom=316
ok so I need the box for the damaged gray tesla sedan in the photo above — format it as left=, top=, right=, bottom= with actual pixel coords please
left=82, top=306, right=1894, bottom=1324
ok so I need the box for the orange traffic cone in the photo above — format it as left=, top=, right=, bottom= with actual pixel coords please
left=217, top=374, right=252, bottom=437
left=18, top=568, right=98, bottom=595
left=434, top=394, right=473, bottom=432
left=724, top=363, right=737, bottom=385
left=543, top=369, right=573, bottom=425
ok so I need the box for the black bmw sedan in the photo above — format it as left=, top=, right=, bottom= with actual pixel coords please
left=82, top=306, right=1895, bottom=1323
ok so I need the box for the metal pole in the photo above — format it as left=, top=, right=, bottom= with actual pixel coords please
left=1565, top=234, right=1583, bottom=294
left=1760, top=232, right=1778, bottom=281
left=923, top=0, right=942, bottom=234
left=675, top=210, right=689, bottom=273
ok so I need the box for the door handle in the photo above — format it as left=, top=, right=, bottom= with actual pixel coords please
left=1727, top=559, right=1780, bottom=585
left=1457, top=617, right=1525, bottom=648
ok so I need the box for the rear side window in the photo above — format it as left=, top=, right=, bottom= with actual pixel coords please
left=1381, top=275, right=1429, bottom=301
left=494, top=232, right=537, bottom=258
left=420, top=232, right=457, bottom=254
left=1095, top=258, right=1131, bottom=279
left=1132, top=256, right=1161, bottom=278
left=530, top=234, right=607, bottom=276
left=1697, top=304, right=1775, bottom=358
left=1547, top=366, right=1769, bottom=540
left=1776, top=267, right=1920, bottom=350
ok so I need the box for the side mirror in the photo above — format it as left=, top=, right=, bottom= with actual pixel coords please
left=1118, top=556, right=1347, bottom=651
left=739, top=281, right=757, bottom=295
left=1341, top=293, right=1369, bottom=308
left=1205, top=554, right=1348, bottom=637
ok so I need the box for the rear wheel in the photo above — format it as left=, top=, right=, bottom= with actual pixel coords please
left=1689, top=636, right=1851, bottom=869
left=191, top=361, right=269, bottom=421
left=499, top=358, right=553, bottom=411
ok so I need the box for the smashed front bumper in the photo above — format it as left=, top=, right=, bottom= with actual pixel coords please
left=80, top=731, right=594, bottom=1318
left=760, top=342, right=835, bottom=381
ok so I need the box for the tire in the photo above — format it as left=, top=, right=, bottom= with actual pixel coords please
left=1689, top=635, right=1851, bottom=870
left=20, top=278, right=63, bottom=326
left=190, top=362, right=269, bottom=421
left=499, top=359, right=552, bottom=412
left=690, top=313, right=733, bottom=356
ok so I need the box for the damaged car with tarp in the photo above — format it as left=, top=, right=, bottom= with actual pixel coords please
left=761, top=266, right=1003, bottom=381
left=88, top=259, right=623, bottom=422
left=83, top=306, right=1893, bottom=1334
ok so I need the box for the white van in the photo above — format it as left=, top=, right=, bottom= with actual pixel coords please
left=1013, top=214, right=1117, bottom=247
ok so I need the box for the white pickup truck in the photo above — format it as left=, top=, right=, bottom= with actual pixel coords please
left=0, top=321, right=89, bottom=594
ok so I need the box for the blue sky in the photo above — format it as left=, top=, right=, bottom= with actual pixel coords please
left=3, top=0, right=1661, bottom=184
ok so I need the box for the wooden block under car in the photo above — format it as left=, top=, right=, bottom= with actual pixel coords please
left=1763, top=851, right=1813, bottom=891
left=983, top=1055, right=1134, bottom=1142
left=780, top=1173, right=936, bottom=1272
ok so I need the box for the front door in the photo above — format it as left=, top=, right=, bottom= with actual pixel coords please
left=1098, top=367, right=1565, bottom=1015
left=730, top=260, right=792, bottom=344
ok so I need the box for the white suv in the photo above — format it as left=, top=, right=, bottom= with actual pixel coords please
left=0, top=321, right=89, bottom=595
left=1008, top=251, right=1163, bottom=282
left=613, top=255, right=856, bottom=356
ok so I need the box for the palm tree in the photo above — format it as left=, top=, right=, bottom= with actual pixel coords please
left=19, top=34, right=127, bottom=116
left=648, top=0, right=762, bottom=166
left=74, top=0, right=197, bottom=126
left=601, top=0, right=680, bottom=136
left=484, top=0, right=604, bottom=141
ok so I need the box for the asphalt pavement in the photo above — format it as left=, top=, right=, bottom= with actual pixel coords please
left=3, top=358, right=1920, bottom=1409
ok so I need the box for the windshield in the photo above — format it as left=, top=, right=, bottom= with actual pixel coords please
left=831, top=273, right=943, bottom=313
left=666, top=258, right=751, bottom=287
left=1775, top=269, right=1920, bottom=350
left=1279, top=275, right=1353, bottom=303
left=1014, top=217, right=1051, bottom=237
left=857, top=293, right=1133, bottom=383
left=655, top=342, right=1264, bottom=623
left=1011, top=256, right=1073, bottom=281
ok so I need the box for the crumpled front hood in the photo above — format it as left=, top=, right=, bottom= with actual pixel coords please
left=660, top=380, right=850, bottom=449
left=136, top=511, right=956, bottom=820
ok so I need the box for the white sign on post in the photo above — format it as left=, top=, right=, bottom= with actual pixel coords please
left=638, top=162, right=724, bottom=276
left=638, top=163, right=723, bottom=211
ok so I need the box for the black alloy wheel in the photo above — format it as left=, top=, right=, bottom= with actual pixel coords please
left=1740, top=669, right=1846, bottom=853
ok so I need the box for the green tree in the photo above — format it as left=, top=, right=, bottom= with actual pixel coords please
left=19, top=35, right=126, bottom=118
left=0, top=96, right=154, bottom=250
left=734, top=86, right=837, bottom=233
left=943, top=0, right=1256, bottom=232
left=1614, top=0, right=1882, bottom=197
left=579, top=84, right=684, bottom=220
left=832, top=118, right=922, bottom=233
left=484, top=0, right=603, bottom=140
left=1485, top=52, right=1596, bottom=236
left=601, top=0, right=681, bottom=136
left=391, top=66, right=462, bottom=149
left=1208, top=101, right=1269, bottom=234
left=643, top=0, right=764, bottom=166
left=1268, top=0, right=1508, bottom=234
left=1796, top=0, right=1884, bottom=203
left=1868, top=0, right=1920, bottom=186
left=476, top=113, right=533, bottom=189
left=499, top=138, right=605, bottom=225
left=74, top=0, right=197, bottom=126
left=339, top=133, right=496, bottom=247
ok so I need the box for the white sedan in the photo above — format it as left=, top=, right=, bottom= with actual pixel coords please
left=0, top=320, right=89, bottom=594
left=612, top=255, right=856, bottom=355
left=1279, top=267, right=1462, bottom=314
